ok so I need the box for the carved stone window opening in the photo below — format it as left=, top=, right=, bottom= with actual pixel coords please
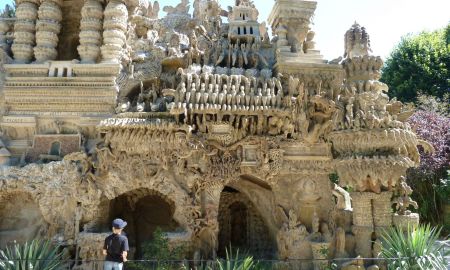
left=49, top=141, right=61, bottom=156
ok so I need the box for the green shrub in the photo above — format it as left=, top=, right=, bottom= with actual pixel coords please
left=213, top=248, right=259, bottom=270
left=379, top=224, right=449, bottom=270
left=0, top=239, right=63, bottom=270
left=127, top=227, right=186, bottom=270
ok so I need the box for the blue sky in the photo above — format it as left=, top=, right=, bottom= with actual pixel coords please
left=1, top=0, right=449, bottom=60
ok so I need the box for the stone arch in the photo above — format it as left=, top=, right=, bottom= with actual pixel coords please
left=97, top=172, right=195, bottom=233
left=0, top=191, right=48, bottom=249
left=98, top=188, right=180, bottom=259
left=217, top=185, right=277, bottom=259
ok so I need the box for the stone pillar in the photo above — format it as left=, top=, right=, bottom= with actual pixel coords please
left=77, top=0, right=103, bottom=63
left=100, top=0, right=127, bottom=63
left=351, top=192, right=374, bottom=259
left=372, top=192, right=393, bottom=229
left=34, top=0, right=62, bottom=62
left=352, top=225, right=373, bottom=259
left=351, top=192, right=373, bottom=227
left=12, top=0, right=39, bottom=63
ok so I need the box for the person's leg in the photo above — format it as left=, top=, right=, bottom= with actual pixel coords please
left=103, top=261, right=113, bottom=270
left=116, top=262, right=124, bottom=270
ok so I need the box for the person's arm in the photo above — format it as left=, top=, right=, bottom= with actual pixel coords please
left=102, top=239, right=107, bottom=256
left=121, top=237, right=129, bottom=262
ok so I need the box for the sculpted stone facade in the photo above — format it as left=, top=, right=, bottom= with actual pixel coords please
left=0, top=0, right=425, bottom=269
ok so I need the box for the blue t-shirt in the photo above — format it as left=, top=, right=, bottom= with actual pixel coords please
left=103, top=233, right=129, bottom=263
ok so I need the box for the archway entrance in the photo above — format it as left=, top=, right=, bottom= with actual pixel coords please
left=218, top=187, right=276, bottom=259
left=0, top=192, right=47, bottom=249
left=107, top=189, right=178, bottom=258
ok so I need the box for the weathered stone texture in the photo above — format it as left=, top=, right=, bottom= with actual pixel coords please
left=0, top=0, right=424, bottom=269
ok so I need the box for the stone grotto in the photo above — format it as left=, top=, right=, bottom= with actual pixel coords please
left=0, top=0, right=431, bottom=269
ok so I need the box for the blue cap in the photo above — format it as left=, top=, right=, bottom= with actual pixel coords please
left=112, top=218, right=127, bottom=229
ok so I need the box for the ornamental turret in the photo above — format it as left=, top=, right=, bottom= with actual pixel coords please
left=228, top=0, right=261, bottom=42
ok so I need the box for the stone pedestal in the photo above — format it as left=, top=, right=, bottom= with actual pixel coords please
left=78, top=0, right=103, bottom=63
left=392, top=213, right=419, bottom=230
left=352, top=225, right=373, bottom=259
left=12, top=0, right=39, bottom=63
left=34, top=0, right=63, bottom=62
left=101, top=0, right=127, bottom=63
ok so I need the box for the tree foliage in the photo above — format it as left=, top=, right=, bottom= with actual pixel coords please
left=406, top=105, right=450, bottom=227
left=381, top=24, right=450, bottom=102
left=0, top=4, right=15, bottom=18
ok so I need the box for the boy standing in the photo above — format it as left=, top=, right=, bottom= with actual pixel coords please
left=103, top=218, right=129, bottom=270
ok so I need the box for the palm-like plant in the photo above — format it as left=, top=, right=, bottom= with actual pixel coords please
left=0, top=239, right=63, bottom=270
left=213, top=248, right=258, bottom=270
left=379, top=224, right=449, bottom=270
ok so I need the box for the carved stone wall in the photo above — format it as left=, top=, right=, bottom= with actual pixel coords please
left=0, top=0, right=424, bottom=269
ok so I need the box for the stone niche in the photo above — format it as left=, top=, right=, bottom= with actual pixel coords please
left=95, top=188, right=179, bottom=259
left=57, top=0, right=83, bottom=60
left=0, top=192, right=47, bottom=249
left=218, top=187, right=277, bottom=259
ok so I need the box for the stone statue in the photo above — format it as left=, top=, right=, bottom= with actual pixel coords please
left=392, top=177, right=418, bottom=215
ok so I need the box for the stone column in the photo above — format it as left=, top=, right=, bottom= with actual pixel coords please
left=77, top=0, right=103, bottom=63
left=100, top=0, right=127, bottom=63
left=12, top=0, right=39, bottom=63
left=372, top=192, right=393, bottom=229
left=352, top=225, right=373, bottom=259
left=351, top=192, right=374, bottom=259
left=351, top=192, right=373, bottom=227
left=34, top=0, right=62, bottom=62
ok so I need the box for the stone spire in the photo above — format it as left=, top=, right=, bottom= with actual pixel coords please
left=344, top=22, right=372, bottom=59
